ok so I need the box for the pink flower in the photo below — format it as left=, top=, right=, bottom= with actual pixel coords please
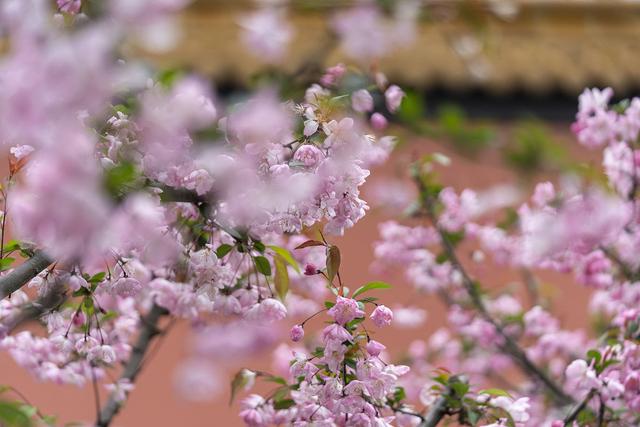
left=293, top=145, right=324, bottom=168
left=104, top=379, right=134, bottom=404
left=531, top=182, right=555, bottom=207
left=303, top=263, right=318, bottom=276
left=370, top=113, right=388, bottom=130
left=248, top=298, right=287, bottom=323
left=327, top=296, right=365, bottom=325
left=9, top=144, right=34, bottom=161
left=290, top=324, right=304, bottom=342
left=366, top=340, right=385, bottom=356
left=110, top=277, right=142, bottom=298
left=320, top=63, right=346, bottom=87
left=57, top=0, right=81, bottom=14
left=351, top=89, right=374, bottom=113
left=370, top=305, right=393, bottom=328
left=322, top=323, right=353, bottom=344
left=385, top=85, right=405, bottom=113
left=67, top=274, right=89, bottom=292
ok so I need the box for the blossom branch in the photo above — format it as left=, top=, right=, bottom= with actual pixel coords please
left=96, top=303, right=168, bottom=427
left=0, top=250, right=53, bottom=300
left=413, top=172, right=574, bottom=407
left=562, top=388, right=596, bottom=426
left=4, top=279, right=66, bottom=333
left=419, top=391, right=450, bottom=427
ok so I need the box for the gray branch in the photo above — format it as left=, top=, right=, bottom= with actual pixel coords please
left=419, top=393, right=450, bottom=427
left=96, top=303, right=168, bottom=427
left=414, top=173, right=574, bottom=407
left=2, top=279, right=66, bottom=334
left=0, top=250, right=53, bottom=300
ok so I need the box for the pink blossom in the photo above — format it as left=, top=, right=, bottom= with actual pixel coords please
left=293, top=145, right=324, bottom=168
left=385, top=85, right=405, bottom=113
left=319, top=63, right=346, bottom=87
left=327, top=296, right=364, bottom=325
left=246, top=298, right=287, bottom=323
left=290, top=324, right=304, bottom=342
left=351, top=89, right=374, bottom=113
left=57, top=0, right=81, bottom=14
left=303, top=263, right=318, bottom=276
left=370, top=305, right=393, bottom=327
left=366, top=340, right=385, bottom=357
left=9, top=144, right=34, bottom=160
left=104, top=379, right=134, bottom=404
left=370, top=112, right=388, bottom=130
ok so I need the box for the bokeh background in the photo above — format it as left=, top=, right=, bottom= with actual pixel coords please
left=1, top=1, right=638, bottom=425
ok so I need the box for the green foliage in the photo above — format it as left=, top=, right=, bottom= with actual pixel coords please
left=156, top=68, right=184, bottom=88
left=436, top=104, right=494, bottom=154
left=268, top=245, right=301, bottom=274
left=397, top=89, right=425, bottom=123
left=0, top=400, right=32, bottom=427
left=104, top=162, right=139, bottom=199
left=351, top=281, right=392, bottom=298
left=0, top=257, right=15, bottom=272
left=216, top=244, right=234, bottom=258
left=273, top=254, right=290, bottom=301
left=253, top=256, right=272, bottom=276
left=326, top=245, right=341, bottom=284
left=505, top=121, right=567, bottom=173
left=294, top=240, right=325, bottom=249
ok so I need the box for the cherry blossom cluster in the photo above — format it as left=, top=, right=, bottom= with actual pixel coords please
left=0, top=0, right=410, bottom=424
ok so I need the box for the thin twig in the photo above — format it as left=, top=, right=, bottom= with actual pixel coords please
left=563, top=388, right=596, bottom=426
left=96, top=303, right=168, bottom=427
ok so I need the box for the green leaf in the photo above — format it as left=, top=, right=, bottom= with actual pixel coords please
left=81, top=298, right=95, bottom=316
left=156, top=68, right=184, bottom=88
left=18, top=405, right=36, bottom=419
left=351, top=281, right=392, bottom=298
left=273, top=255, right=289, bottom=301
left=88, top=272, right=106, bottom=284
left=273, top=399, right=295, bottom=410
left=104, top=162, right=138, bottom=198
left=2, top=240, right=20, bottom=253
left=397, top=89, right=424, bottom=123
left=253, top=241, right=266, bottom=253
left=587, top=349, right=601, bottom=365
left=0, top=401, right=31, bottom=427
left=326, top=245, right=341, bottom=284
left=294, top=240, right=325, bottom=250
left=216, top=244, right=233, bottom=258
left=229, top=369, right=255, bottom=405
left=268, top=246, right=301, bottom=273
left=0, top=257, right=15, bottom=272
left=263, top=376, right=288, bottom=386
left=254, top=256, right=271, bottom=276
left=324, top=301, right=335, bottom=309
left=451, top=382, right=469, bottom=397
left=393, top=386, right=406, bottom=402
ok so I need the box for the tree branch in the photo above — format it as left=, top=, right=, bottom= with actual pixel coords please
left=563, top=388, right=596, bottom=426
left=96, top=303, right=168, bottom=427
left=414, top=174, right=574, bottom=407
left=0, top=250, right=53, bottom=300
left=3, top=279, right=66, bottom=334
left=419, top=392, right=450, bottom=427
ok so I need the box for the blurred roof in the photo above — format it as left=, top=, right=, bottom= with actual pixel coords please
left=139, top=0, right=640, bottom=95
